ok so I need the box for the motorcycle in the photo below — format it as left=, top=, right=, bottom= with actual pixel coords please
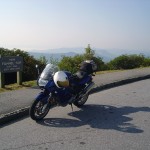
left=29, top=63, right=95, bottom=121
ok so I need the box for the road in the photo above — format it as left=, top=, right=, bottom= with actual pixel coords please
left=0, top=79, right=150, bottom=150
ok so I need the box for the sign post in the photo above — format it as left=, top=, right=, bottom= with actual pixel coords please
left=17, top=71, right=22, bottom=85
left=0, top=71, right=4, bottom=88
left=0, top=56, right=23, bottom=88
left=0, top=55, right=4, bottom=88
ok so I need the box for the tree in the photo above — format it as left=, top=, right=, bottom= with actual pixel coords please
left=92, top=56, right=105, bottom=71
left=58, top=56, right=76, bottom=73
left=84, top=44, right=105, bottom=71
left=108, top=54, right=145, bottom=70
left=58, top=54, right=85, bottom=73
left=143, top=57, right=150, bottom=67
left=49, top=56, right=59, bottom=66
left=58, top=45, right=105, bottom=73
left=38, top=56, right=48, bottom=65
left=84, top=44, right=95, bottom=60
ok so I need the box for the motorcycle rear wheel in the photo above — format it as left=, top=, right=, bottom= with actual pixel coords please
left=73, top=93, right=89, bottom=108
left=29, top=99, right=50, bottom=121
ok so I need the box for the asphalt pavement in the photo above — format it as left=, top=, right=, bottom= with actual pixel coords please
left=0, top=67, right=150, bottom=125
left=1, top=79, right=150, bottom=150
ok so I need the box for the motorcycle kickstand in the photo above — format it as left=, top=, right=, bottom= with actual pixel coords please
left=70, top=103, right=73, bottom=111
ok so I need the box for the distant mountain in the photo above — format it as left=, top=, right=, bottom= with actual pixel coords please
left=28, top=48, right=150, bottom=63
left=94, top=49, right=116, bottom=62
left=29, top=52, right=78, bottom=62
left=29, top=47, right=84, bottom=54
left=95, top=49, right=150, bottom=62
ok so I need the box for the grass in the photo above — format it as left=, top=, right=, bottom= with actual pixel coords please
left=0, top=67, right=149, bottom=93
left=96, top=69, right=124, bottom=75
left=0, top=80, right=37, bottom=93
left=96, top=66, right=150, bottom=75
left=0, top=71, right=120, bottom=93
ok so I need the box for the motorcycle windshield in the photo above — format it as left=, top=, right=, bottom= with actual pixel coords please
left=38, top=63, right=59, bottom=87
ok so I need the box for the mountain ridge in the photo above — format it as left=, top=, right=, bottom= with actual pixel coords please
left=28, top=48, right=150, bottom=62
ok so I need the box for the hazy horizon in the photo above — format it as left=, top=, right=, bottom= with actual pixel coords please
left=28, top=47, right=150, bottom=63
left=26, top=46, right=150, bottom=54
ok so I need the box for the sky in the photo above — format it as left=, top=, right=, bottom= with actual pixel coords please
left=0, top=0, right=150, bottom=52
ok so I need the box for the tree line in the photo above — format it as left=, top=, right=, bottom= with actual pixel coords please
left=57, top=45, right=150, bottom=72
left=0, top=46, right=150, bottom=85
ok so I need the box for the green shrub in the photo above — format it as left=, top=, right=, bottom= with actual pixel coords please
left=108, top=54, right=145, bottom=69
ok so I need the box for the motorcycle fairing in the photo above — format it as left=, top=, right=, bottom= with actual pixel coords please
left=79, top=75, right=92, bottom=85
left=35, top=92, right=50, bottom=104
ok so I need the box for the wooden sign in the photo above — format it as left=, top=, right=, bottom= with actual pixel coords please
left=0, top=56, right=23, bottom=73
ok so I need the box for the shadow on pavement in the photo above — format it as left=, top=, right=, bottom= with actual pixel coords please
left=37, top=104, right=150, bottom=133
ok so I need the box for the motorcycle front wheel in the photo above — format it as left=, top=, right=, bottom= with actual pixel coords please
left=29, top=98, right=51, bottom=121
left=73, top=93, right=89, bottom=108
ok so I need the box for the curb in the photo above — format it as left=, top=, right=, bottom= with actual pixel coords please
left=0, top=107, right=30, bottom=126
left=0, top=75, right=150, bottom=126
left=90, top=74, right=150, bottom=94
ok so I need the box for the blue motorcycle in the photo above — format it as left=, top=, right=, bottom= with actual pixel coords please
left=29, top=63, right=95, bottom=121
